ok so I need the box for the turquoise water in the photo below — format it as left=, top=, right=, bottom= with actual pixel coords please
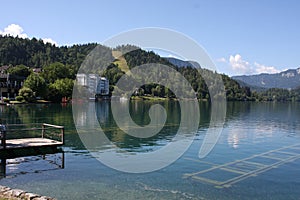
left=0, top=101, right=299, bottom=199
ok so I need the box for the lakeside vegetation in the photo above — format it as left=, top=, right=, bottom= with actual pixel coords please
left=0, top=35, right=300, bottom=103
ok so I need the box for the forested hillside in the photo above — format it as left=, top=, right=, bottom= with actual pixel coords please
left=116, top=48, right=254, bottom=101
left=0, top=35, right=97, bottom=68
left=0, top=35, right=299, bottom=102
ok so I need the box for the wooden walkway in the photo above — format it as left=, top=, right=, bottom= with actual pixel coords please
left=0, top=123, right=64, bottom=151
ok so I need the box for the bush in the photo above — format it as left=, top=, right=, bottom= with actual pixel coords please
left=18, top=87, right=36, bottom=102
left=15, top=96, right=24, bottom=102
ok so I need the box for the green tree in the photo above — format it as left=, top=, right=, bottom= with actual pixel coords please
left=7, top=64, right=31, bottom=77
left=42, top=62, right=72, bottom=83
left=102, top=63, right=125, bottom=85
left=47, top=78, right=74, bottom=102
left=46, top=86, right=61, bottom=102
left=18, top=87, right=35, bottom=102
left=51, top=78, right=74, bottom=97
left=24, top=73, right=47, bottom=97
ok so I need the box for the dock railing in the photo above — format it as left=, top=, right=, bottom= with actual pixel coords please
left=0, top=123, right=64, bottom=149
left=41, top=123, right=65, bottom=144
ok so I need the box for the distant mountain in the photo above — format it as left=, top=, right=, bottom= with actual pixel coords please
left=235, top=79, right=267, bottom=92
left=164, top=57, right=201, bottom=68
left=232, top=68, right=300, bottom=90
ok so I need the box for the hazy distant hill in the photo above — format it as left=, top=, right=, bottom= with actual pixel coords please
left=234, top=79, right=267, bottom=92
left=232, top=68, right=300, bottom=89
left=164, top=57, right=201, bottom=68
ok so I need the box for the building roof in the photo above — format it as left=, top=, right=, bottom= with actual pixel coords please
left=0, top=73, right=26, bottom=81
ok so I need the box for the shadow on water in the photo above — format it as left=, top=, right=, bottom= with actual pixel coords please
left=0, top=147, right=64, bottom=180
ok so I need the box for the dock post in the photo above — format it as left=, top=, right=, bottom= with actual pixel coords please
left=61, top=152, right=65, bottom=169
left=2, top=130, right=6, bottom=149
left=0, top=159, right=6, bottom=178
left=0, top=126, right=6, bottom=149
left=42, top=124, right=45, bottom=138
left=61, top=127, right=65, bottom=145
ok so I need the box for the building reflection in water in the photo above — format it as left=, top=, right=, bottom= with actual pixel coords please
left=75, top=101, right=109, bottom=127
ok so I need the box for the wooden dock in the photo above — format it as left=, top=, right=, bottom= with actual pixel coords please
left=3, top=138, right=63, bottom=149
left=0, top=123, right=64, bottom=151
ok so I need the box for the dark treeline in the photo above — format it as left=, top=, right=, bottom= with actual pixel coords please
left=255, top=87, right=300, bottom=101
left=0, top=35, right=97, bottom=68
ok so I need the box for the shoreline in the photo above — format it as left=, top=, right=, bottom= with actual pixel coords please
left=1, top=97, right=300, bottom=106
left=0, top=185, right=55, bottom=200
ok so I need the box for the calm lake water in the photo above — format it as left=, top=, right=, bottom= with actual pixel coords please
left=0, top=101, right=299, bottom=199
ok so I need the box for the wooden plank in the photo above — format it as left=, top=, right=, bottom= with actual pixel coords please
left=43, top=123, right=64, bottom=129
left=0, top=138, right=63, bottom=150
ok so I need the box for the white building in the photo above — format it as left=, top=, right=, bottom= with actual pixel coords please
left=87, top=74, right=99, bottom=94
left=97, top=77, right=109, bottom=95
left=76, top=74, right=109, bottom=97
left=76, top=74, right=88, bottom=86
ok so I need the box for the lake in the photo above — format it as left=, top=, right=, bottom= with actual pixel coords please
left=0, top=101, right=299, bottom=199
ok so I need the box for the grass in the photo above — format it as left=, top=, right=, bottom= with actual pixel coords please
left=8, top=99, right=51, bottom=105
left=36, top=99, right=51, bottom=103
left=9, top=100, right=25, bottom=104
left=131, top=96, right=175, bottom=101
left=112, top=50, right=130, bottom=73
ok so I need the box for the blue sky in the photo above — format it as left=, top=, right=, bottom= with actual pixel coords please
left=1, top=0, right=299, bottom=76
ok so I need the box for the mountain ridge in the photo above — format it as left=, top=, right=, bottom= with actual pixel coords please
left=232, top=67, right=300, bottom=90
left=164, top=57, right=201, bottom=68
